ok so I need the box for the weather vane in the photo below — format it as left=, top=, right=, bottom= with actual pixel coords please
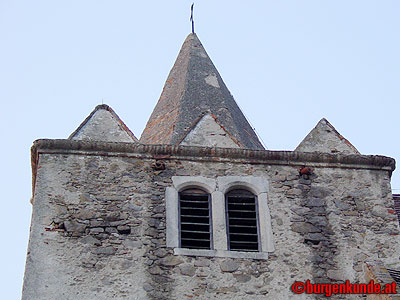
left=190, top=3, right=195, bottom=33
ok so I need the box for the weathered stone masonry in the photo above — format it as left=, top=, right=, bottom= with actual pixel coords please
left=22, top=139, right=399, bottom=300
left=22, top=31, right=400, bottom=300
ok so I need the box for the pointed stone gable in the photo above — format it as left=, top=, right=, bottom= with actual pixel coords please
left=69, top=104, right=138, bottom=143
left=180, top=113, right=241, bottom=148
left=295, top=118, right=359, bottom=154
left=140, top=33, right=264, bottom=150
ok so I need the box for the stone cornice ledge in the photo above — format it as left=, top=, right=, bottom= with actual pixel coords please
left=32, top=138, right=395, bottom=170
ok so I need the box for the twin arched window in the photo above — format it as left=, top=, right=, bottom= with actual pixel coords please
left=178, top=188, right=259, bottom=252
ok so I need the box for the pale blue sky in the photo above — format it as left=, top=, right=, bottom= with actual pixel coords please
left=1, top=1, right=399, bottom=298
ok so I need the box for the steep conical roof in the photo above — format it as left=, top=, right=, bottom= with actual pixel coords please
left=69, top=104, right=138, bottom=143
left=140, top=33, right=264, bottom=150
left=295, top=118, right=359, bottom=154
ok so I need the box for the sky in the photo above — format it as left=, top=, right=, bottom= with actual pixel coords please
left=1, top=1, right=399, bottom=298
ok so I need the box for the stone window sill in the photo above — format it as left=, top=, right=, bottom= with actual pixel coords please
left=174, top=248, right=269, bottom=260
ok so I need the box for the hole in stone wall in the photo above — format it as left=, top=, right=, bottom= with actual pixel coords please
left=117, top=226, right=131, bottom=234
left=304, top=239, right=320, bottom=246
left=152, top=160, right=166, bottom=170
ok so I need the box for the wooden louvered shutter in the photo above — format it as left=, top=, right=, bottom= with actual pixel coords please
left=226, top=189, right=259, bottom=252
left=179, top=189, right=212, bottom=249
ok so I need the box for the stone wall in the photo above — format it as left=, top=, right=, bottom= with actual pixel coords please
left=365, top=261, right=400, bottom=300
left=22, top=142, right=400, bottom=300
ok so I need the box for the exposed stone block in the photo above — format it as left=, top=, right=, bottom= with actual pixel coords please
left=90, top=227, right=104, bottom=234
left=160, top=256, right=183, bottom=267
left=233, top=273, right=251, bottom=283
left=80, top=235, right=101, bottom=246
left=179, top=264, right=196, bottom=276
left=291, top=222, right=321, bottom=233
left=220, top=260, right=239, bottom=272
left=93, top=246, right=116, bottom=255
left=64, top=220, right=86, bottom=233
left=306, top=198, right=326, bottom=207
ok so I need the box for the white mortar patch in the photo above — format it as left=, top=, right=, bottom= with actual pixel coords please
left=205, top=74, right=220, bottom=88
left=196, top=50, right=207, bottom=58
left=180, top=114, right=239, bottom=148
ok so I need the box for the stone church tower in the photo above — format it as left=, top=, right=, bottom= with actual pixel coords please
left=22, top=33, right=400, bottom=299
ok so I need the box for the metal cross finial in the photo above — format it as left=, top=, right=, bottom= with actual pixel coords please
left=190, top=3, right=194, bottom=33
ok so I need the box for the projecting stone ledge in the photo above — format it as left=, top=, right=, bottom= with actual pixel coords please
left=31, top=139, right=395, bottom=172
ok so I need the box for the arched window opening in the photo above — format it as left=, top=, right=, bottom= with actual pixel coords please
left=226, top=189, right=259, bottom=252
left=179, top=188, right=212, bottom=249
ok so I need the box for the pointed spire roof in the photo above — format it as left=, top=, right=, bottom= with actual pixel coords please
left=69, top=104, right=138, bottom=143
left=295, top=118, right=359, bottom=154
left=140, top=33, right=264, bottom=150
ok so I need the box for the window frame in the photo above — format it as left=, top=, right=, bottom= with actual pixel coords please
left=178, top=188, right=213, bottom=250
left=225, top=189, right=261, bottom=252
